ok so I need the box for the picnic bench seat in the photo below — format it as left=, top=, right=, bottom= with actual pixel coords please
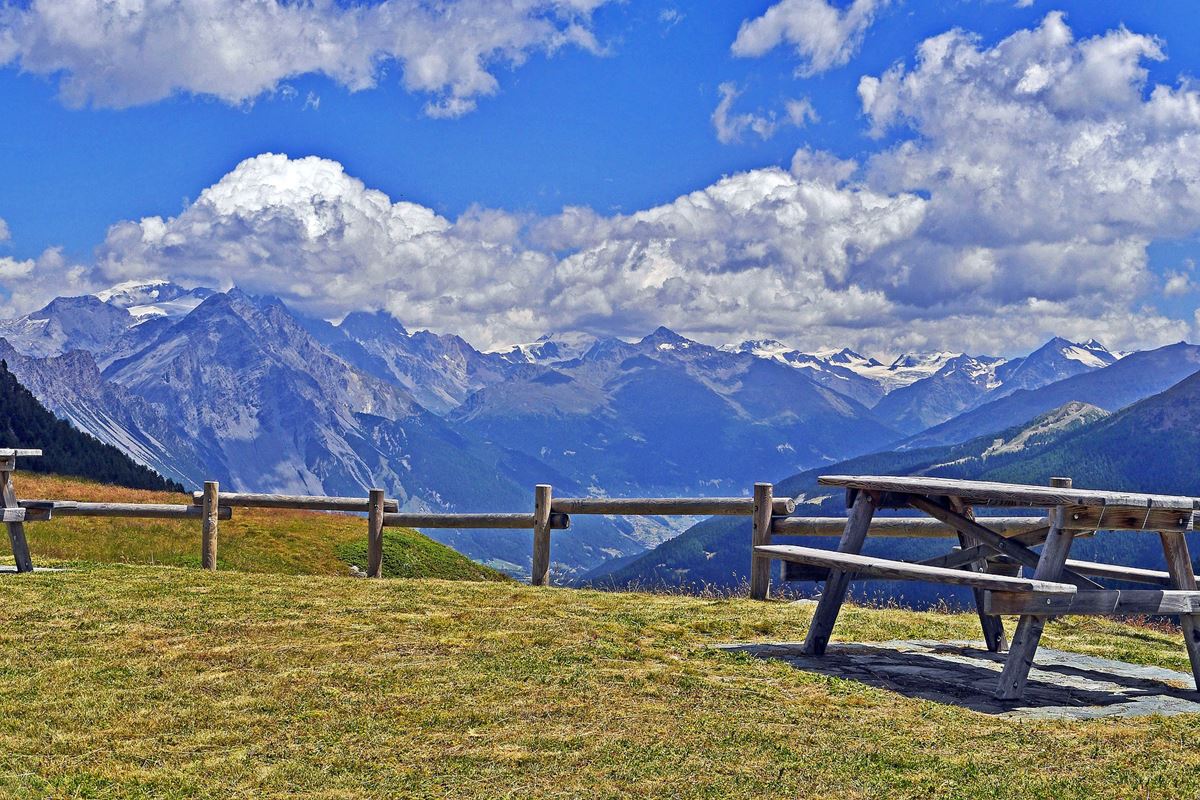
left=756, top=544, right=1078, bottom=594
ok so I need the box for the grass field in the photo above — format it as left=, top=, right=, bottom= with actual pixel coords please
left=9, top=473, right=505, bottom=580
left=1, top=562, right=1198, bottom=799
left=3, top=475, right=1199, bottom=797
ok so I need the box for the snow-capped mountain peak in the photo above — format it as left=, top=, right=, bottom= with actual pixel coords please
left=94, top=279, right=215, bottom=322
left=493, top=331, right=599, bottom=364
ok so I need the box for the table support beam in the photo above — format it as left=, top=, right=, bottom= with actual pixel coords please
left=802, top=490, right=877, bottom=656
left=995, top=505, right=1075, bottom=700
left=1159, top=531, right=1200, bottom=690
left=951, top=499, right=1007, bottom=653
left=909, top=495, right=1101, bottom=590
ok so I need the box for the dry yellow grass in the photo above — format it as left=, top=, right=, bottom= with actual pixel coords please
left=0, top=564, right=1197, bottom=799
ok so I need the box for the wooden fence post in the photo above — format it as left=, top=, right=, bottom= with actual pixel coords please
left=531, top=484, right=552, bottom=586
left=201, top=481, right=219, bottom=571
left=750, top=482, right=773, bottom=600
left=367, top=489, right=385, bottom=578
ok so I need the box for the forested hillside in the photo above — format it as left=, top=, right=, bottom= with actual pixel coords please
left=0, top=359, right=182, bottom=491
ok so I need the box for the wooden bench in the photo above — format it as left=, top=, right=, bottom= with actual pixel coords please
left=757, top=545, right=1078, bottom=595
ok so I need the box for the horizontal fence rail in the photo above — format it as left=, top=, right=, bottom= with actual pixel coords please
left=191, top=491, right=400, bottom=513
left=381, top=512, right=571, bottom=529
left=551, top=496, right=796, bottom=516
left=22, top=500, right=232, bottom=521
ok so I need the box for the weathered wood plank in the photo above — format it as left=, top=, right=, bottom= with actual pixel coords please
left=769, top=515, right=1047, bottom=538
left=551, top=496, right=796, bottom=516
left=909, top=496, right=1101, bottom=590
left=200, top=481, right=219, bottom=572
left=801, top=491, right=877, bottom=656
left=819, top=475, right=1195, bottom=511
left=757, top=545, right=1078, bottom=594
left=1, top=508, right=25, bottom=523
left=19, top=500, right=232, bottom=520
left=984, top=589, right=1200, bottom=616
left=367, top=489, right=385, bottom=579
left=749, top=483, right=774, bottom=600
left=531, top=484, right=553, bottom=587
left=1159, top=531, right=1200, bottom=690
left=1061, top=505, right=1193, bottom=532
left=192, top=491, right=400, bottom=513
left=996, top=489, right=1076, bottom=701
left=950, top=498, right=1007, bottom=653
left=381, top=512, right=570, bottom=529
left=1, top=468, right=33, bottom=573
left=0, top=449, right=42, bottom=458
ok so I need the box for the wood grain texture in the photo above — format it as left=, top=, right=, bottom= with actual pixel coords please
left=749, top=483, right=773, bottom=601
left=984, top=589, right=1200, bottom=616
left=531, top=484, right=553, bottom=587
left=818, top=475, right=1195, bottom=511
left=193, top=491, right=399, bottom=513
left=367, top=489, right=385, bottom=579
left=910, top=497, right=1101, bottom=589
left=200, top=481, right=219, bottom=572
left=381, top=511, right=569, bottom=530
left=801, top=491, right=878, bottom=656
left=769, top=515, right=1046, bottom=538
left=757, top=545, right=1078, bottom=594
left=995, top=505, right=1075, bottom=700
left=1159, top=531, right=1200, bottom=690
left=20, top=500, right=231, bottom=520
left=1, top=468, right=33, bottom=573
left=551, top=496, right=796, bottom=516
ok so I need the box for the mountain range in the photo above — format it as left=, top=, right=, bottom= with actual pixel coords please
left=0, top=278, right=1185, bottom=581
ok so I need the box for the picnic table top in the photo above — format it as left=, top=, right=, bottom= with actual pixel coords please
left=0, top=449, right=41, bottom=459
left=818, top=475, right=1198, bottom=511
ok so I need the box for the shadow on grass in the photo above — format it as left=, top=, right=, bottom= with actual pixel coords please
left=719, top=640, right=1200, bottom=719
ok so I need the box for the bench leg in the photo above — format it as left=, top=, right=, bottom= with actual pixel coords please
left=965, top=546, right=1008, bottom=653
left=949, top=500, right=1007, bottom=653
left=995, top=512, right=1073, bottom=700
left=2, top=468, right=33, bottom=573
left=1159, top=531, right=1200, bottom=690
left=802, top=490, right=877, bottom=655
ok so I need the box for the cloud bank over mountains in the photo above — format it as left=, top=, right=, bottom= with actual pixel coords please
left=4, top=13, right=1200, bottom=356
left=0, top=0, right=613, bottom=116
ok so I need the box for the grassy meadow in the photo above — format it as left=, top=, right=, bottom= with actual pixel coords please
left=8, top=473, right=503, bottom=580
left=1, top=476, right=1198, bottom=797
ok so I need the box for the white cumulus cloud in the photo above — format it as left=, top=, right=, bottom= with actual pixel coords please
left=731, top=0, right=887, bottom=75
left=0, top=0, right=614, bottom=115
left=712, top=81, right=817, bottom=143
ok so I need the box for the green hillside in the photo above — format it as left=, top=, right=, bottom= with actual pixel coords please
left=6, top=473, right=506, bottom=581
left=0, top=564, right=1197, bottom=798
left=0, top=359, right=181, bottom=492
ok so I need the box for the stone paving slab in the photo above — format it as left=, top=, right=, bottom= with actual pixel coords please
left=718, top=639, right=1200, bottom=720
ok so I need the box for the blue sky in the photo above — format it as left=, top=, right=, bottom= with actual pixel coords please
left=2, top=1, right=1200, bottom=355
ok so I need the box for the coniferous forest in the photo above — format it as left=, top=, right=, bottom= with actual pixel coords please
left=0, top=359, right=183, bottom=492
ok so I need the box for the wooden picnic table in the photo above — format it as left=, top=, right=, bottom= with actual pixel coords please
left=757, top=474, right=1200, bottom=700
